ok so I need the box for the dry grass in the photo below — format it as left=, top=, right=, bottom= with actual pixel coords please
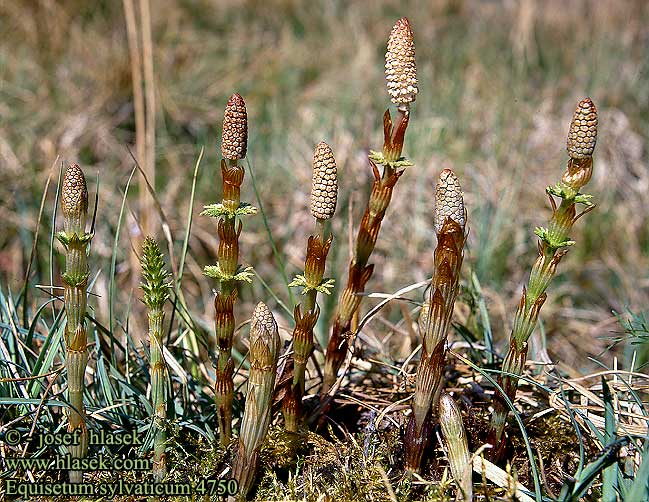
left=2, top=2, right=647, bottom=373
left=1, top=1, right=648, bottom=500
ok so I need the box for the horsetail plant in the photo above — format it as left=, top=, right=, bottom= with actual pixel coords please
left=202, top=93, right=256, bottom=445
left=283, top=142, right=337, bottom=431
left=405, top=169, right=467, bottom=472
left=439, top=392, right=472, bottom=502
left=140, top=236, right=171, bottom=482
left=56, top=163, right=92, bottom=483
left=232, top=302, right=280, bottom=501
left=488, top=98, right=598, bottom=458
left=322, top=16, right=418, bottom=398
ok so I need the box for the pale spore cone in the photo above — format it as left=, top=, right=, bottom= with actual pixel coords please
left=385, top=17, right=418, bottom=106
left=221, top=93, right=248, bottom=160
left=310, top=141, right=338, bottom=220
left=61, top=163, right=89, bottom=235
left=566, top=97, right=597, bottom=160
left=434, top=169, right=466, bottom=235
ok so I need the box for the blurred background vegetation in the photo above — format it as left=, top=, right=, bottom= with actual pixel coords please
left=1, top=0, right=648, bottom=373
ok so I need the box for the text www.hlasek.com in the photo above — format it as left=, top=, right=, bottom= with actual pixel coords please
left=4, top=453, right=150, bottom=471
left=4, top=478, right=239, bottom=497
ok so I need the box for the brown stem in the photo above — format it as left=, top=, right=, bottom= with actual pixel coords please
left=215, top=358, right=235, bottom=446
left=488, top=336, right=529, bottom=461
left=404, top=407, right=435, bottom=472
left=321, top=100, right=411, bottom=416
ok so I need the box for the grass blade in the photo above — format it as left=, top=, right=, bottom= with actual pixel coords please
left=247, top=158, right=295, bottom=306
left=471, top=271, right=494, bottom=364
left=109, top=166, right=137, bottom=361
left=626, top=447, right=649, bottom=502
left=601, top=377, right=618, bottom=502
left=450, top=349, right=544, bottom=502
left=559, top=439, right=626, bottom=502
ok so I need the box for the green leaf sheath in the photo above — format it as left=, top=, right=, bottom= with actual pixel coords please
left=322, top=19, right=418, bottom=393
left=284, top=231, right=334, bottom=430
left=58, top=163, right=92, bottom=483
left=205, top=96, right=255, bottom=446
left=140, top=236, right=171, bottom=481
left=489, top=99, right=598, bottom=458
left=149, top=310, right=167, bottom=481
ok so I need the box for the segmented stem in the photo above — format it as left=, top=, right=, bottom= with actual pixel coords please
left=284, top=143, right=337, bottom=431
left=322, top=18, right=417, bottom=402
left=405, top=169, right=466, bottom=472
left=203, top=94, right=256, bottom=446
left=232, top=303, right=280, bottom=500
left=140, top=236, right=170, bottom=481
left=57, top=163, right=91, bottom=483
left=488, top=98, right=598, bottom=458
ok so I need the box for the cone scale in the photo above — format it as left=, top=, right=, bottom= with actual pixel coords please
left=202, top=93, right=257, bottom=446
left=404, top=169, right=467, bottom=472
left=321, top=17, right=418, bottom=404
left=283, top=142, right=337, bottom=431
left=488, top=98, right=598, bottom=459
left=57, top=164, right=92, bottom=483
